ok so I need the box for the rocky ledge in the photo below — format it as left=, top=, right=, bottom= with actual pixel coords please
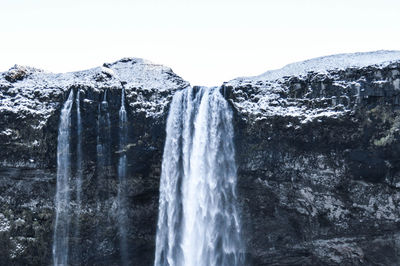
left=1, top=51, right=400, bottom=265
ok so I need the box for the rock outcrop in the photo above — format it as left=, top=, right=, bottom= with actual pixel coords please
left=0, top=58, right=188, bottom=265
left=224, top=50, right=400, bottom=265
left=1, top=51, right=400, bottom=265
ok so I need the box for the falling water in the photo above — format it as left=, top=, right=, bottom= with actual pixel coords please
left=96, top=90, right=111, bottom=195
left=94, top=89, right=112, bottom=257
left=154, top=87, right=244, bottom=266
left=72, top=89, right=83, bottom=262
left=53, top=90, right=74, bottom=266
left=118, top=87, right=128, bottom=265
left=75, top=90, right=83, bottom=213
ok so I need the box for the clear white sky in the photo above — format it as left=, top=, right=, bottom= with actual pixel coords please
left=1, top=0, right=400, bottom=86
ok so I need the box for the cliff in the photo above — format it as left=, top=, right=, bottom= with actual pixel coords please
left=0, top=58, right=188, bottom=265
left=1, top=51, right=400, bottom=265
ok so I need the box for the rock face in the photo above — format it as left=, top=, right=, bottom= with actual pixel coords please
left=0, top=58, right=189, bottom=266
left=224, top=50, right=400, bottom=265
left=1, top=51, right=400, bottom=265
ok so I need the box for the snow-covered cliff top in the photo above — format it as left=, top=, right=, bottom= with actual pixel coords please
left=0, top=57, right=190, bottom=167
left=228, top=50, right=400, bottom=86
left=225, top=50, right=400, bottom=124
left=2, top=50, right=400, bottom=128
left=106, top=57, right=188, bottom=92
left=0, top=57, right=189, bottom=122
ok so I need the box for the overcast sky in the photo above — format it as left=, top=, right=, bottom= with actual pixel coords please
left=1, top=0, right=400, bottom=86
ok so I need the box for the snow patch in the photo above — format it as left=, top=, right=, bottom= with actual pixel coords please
left=0, top=129, right=13, bottom=136
left=0, top=213, right=10, bottom=232
left=394, top=79, right=400, bottom=90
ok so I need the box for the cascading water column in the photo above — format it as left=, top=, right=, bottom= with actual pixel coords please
left=154, top=87, right=244, bottom=266
left=94, top=89, right=113, bottom=257
left=75, top=90, right=83, bottom=222
left=53, top=90, right=74, bottom=266
left=72, top=89, right=83, bottom=262
left=117, top=87, right=128, bottom=265
left=96, top=90, right=111, bottom=197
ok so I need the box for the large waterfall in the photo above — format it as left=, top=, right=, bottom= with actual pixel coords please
left=53, top=90, right=74, bottom=266
left=154, top=87, right=244, bottom=266
left=118, top=87, right=128, bottom=265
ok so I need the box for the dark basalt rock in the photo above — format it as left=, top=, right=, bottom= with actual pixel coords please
left=1, top=52, right=400, bottom=265
left=0, top=58, right=188, bottom=266
left=224, top=57, right=400, bottom=265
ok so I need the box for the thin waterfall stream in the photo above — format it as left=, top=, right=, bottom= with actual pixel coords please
left=97, top=90, right=111, bottom=197
left=154, top=87, right=244, bottom=266
left=118, top=87, right=128, bottom=265
left=94, top=89, right=112, bottom=258
left=71, top=89, right=83, bottom=263
left=53, top=90, right=74, bottom=266
left=75, top=90, right=83, bottom=237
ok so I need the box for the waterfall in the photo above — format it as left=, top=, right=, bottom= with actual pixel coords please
left=118, top=87, right=128, bottom=265
left=94, top=89, right=112, bottom=257
left=75, top=90, right=83, bottom=219
left=73, top=89, right=83, bottom=261
left=154, top=87, right=244, bottom=266
left=97, top=90, right=111, bottom=197
left=53, top=90, right=74, bottom=266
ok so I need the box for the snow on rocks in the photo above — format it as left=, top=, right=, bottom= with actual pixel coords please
left=0, top=213, right=10, bottom=233
left=105, top=58, right=189, bottom=118
left=0, top=58, right=189, bottom=167
left=0, top=57, right=189, bottom=123
left=230, top=50, right=400, bottom=84
left=224, top=50, right=400, bottom=124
